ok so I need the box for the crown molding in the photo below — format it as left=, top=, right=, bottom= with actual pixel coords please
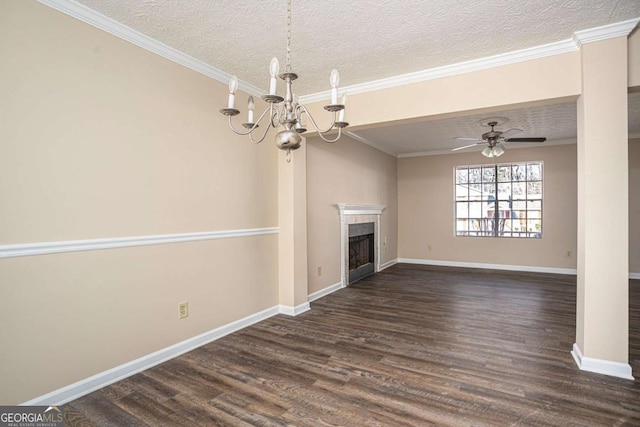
left=300, top=38, right=578, bottom=104
left=344, top=131, right=398, bottom=157
left=573, top=17, right=640, bottom=47
left=36, top=0, right=264, bottom=97
left=37, top=1, right=638, bottom=102
left=301, top=17, right=640, bottom=104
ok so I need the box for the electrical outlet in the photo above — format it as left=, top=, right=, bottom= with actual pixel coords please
left=566, top=250, right=572, bottom=258
left=178, top=301, right=189, bottom=319
left=317, top=266, right=322, bottom=276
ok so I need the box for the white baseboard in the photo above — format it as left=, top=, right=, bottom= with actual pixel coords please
left=630, top=272, right=640, bottom=280
left=308, top=282, right=343, bottom=303
left=380, top=258, right=398, bottom=271
left=22, top=305, right=284, bottom=406
left=398, top=258, right=577, bottom=275
left=571, top=343, right=634, bottom=380
left=278, top=302, right=310, bottom=316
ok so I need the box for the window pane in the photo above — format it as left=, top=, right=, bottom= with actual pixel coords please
left=503, top=219, right=513, bottom=233
left=469, top=183, right=482, bottom=200
left=469, top=202, right=483, bottom=218
left=527, top=163, right=542, bottom=181
left=512, top=200, right=526, bottom=210
left=512, top=182, right=525, bottom=197
left=456, top=168, right=468, bottom=184
left=483, top=183, right=496, bottom=199
left=456, top=202, right=469, bottom=218
left=456, top=220, right=468, bottom=234
left=512, top=210, right=527, bottom=219
left=482, top=201, right=494, bottom=218
left=456, top=184, right=469, bottom=200
left=498, top=183, right=511, bottom=198
left=527, top=181, right=542, bottom=199
left=497, top=166, right=511, bottom=182
left=528, top=219, right=542, bottom=233
left=468, top=167, right=481, bottom=183
left=527, top=200, right=541, bottom=210
left=512, top=164, right=526, bottom=181
left=482, top=167, right=495, bottom=183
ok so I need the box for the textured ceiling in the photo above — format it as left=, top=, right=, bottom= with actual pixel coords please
left=350, top=102, right=578, bottom=156
left=73, top=0, right=640, bottom=95
left=67, top=0, right=640, bottom=156
left=349, top=93, right=640, bottom=156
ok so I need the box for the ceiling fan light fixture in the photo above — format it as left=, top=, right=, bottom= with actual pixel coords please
left=482, top=145, right=504, bottom=158
left=454, top=120, right=544, bottom=158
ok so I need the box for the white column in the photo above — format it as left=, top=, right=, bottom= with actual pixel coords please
left=573, top=35, right=632, bottom=379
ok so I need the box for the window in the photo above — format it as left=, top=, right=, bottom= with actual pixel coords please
left=455, top=161, right=543, bottom=238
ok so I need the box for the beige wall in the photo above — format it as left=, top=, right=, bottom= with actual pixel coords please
left=306, top=136, right=398, bottom=295
left=304, top=53, right=581, bottom=133
left=631, top=139, right=640, bottom=273
left=398, top=144, right=578, bottom=269
left=0, top=2, right=278, bottom=404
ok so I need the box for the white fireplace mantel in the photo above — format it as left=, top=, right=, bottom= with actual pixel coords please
left=337, top=204, right=386, bottom=216
left=336, top=204, right=386, bottom=287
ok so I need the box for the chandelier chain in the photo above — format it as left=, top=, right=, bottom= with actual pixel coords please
left=286, top=0, right=291, bottom=72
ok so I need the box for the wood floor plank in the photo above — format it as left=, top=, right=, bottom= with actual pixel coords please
left=63, top=265, right=640, bottom=426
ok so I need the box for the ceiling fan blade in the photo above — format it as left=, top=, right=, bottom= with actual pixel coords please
left=454, top=137, right=483, bottom=142
left=499, top=128, right=523, bottom=139
left=452, top=143, right=483, bottom=151
left=504, top=137, right=547, bottom=143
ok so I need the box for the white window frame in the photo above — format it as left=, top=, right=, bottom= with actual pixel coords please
left=454, top=161, right=543, bottom=238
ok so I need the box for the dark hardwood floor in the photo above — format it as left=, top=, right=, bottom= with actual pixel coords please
left=64, top=264, right=640, bottom=426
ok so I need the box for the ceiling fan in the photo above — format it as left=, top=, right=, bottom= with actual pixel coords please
left=453, top=121, right=547, bottom=157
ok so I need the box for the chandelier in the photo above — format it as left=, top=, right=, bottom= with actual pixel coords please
left=219, top=0, right=348, bottom=159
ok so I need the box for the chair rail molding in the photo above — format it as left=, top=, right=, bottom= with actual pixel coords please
left=0, top=227, right=279, bottom=259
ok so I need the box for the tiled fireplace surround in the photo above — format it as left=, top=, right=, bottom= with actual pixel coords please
left=337, top=204, right=386, bottom=287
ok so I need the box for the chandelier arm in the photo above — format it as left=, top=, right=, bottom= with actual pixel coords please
left=227, top=104, right=275, bottom=136
left=298, top=105, right=336, bottom=133
left=315, top=126, right=342, bottom=143
left=272, top=105, right=284, bottom=127
left=227, top=115, right=254, bottom=136
left=248, top=112, right=277, bottom=144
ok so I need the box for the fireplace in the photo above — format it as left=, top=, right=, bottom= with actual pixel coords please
left=348, top=222, right=375, bottom=283
left=337, top=204, right=385, bottom=287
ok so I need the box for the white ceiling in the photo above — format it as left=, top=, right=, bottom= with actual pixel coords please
left=65, top=0, right=640, bottom=156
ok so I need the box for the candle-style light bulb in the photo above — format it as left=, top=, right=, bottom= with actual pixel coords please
left=330, top=69, right=340, bottom=104
left=338, top=93, right=347, bottom=122
left=228, top=75, right=238, bottom=108
left=247, top=96, right=255, bottom=123
left=269, top=57, right=280, bottom=95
